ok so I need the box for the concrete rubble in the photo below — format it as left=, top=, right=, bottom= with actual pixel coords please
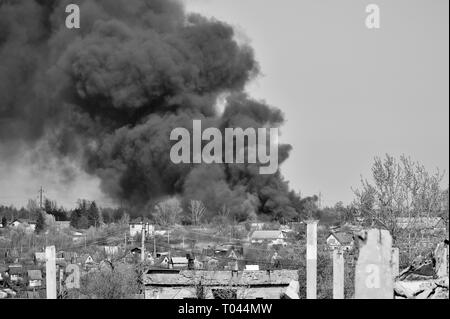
left=394, top=241, right=449, bottom=299
left=282, top=280, right=300, bottom=299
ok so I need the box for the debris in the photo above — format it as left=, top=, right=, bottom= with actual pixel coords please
left=415, top=288, right=434, bottom=299
left=283, top=281, right=300, bottom=299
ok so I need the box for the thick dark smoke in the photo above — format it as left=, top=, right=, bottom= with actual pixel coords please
left=0, top=0, right=299, bottom=221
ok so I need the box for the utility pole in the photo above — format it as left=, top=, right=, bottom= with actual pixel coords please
left=59, top=266, right=64, bottom=296
left=153, top=234, right=156, bottom=258
left=141, top=222, right=146, bottom=262
left=38, top=186, right=44, bottom=209
left=167, top=230, right=170, bottom=259
left=124, top=232, right=127, bottom=249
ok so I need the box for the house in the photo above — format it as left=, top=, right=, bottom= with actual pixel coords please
left=250, top=222, right=266, bottom=231
left=154, top=256, right=170, bottom=268
left=78, top=254, right=95, bottom=267
left=61, top=251, right=78, bottom=263
left=144, top=269, right=299, bottom=299
left=8, top=264, right=24, bottom=282
left=27, top=270, right=42, bottom=288
left=34, top=252, right=46, bottom=264
left=129, top=218, right=154, bottom=237
left=54, top=221, right=71, bottom=231
left=9, top=219, right=36, bottom=232
left=170, top=257, right=189, bottom=269
left=280, top=225, right=294, bottom=233
left=326, top=232, right=354, bottom=251
left=250, top=230, right=287, bottom=246
left=395, top=217, right=447, bottom=233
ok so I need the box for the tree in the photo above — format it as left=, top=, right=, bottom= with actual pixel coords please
left=36, top=211, right=46, bottom=233
left=78, top=215, right=89, bottom=229
left=353, top=154, right=445, bottom=243
left=153, top=197, right=182, bottom=226
left=87, top=201, right=100, bottom=227
left=1, top=216, right=7, bottom=228
left=44, top=198, right=68, bottom=221
left=80, top=264, right=139, bottom=299
left=189, top=200, right=206, bottom=226
left=440, top=188, right=449, bottom=223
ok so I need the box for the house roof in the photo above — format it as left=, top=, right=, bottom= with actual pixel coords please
left=27, top=270, right=42, bottom=280
left=395, top=217, right=445, bottom=229
left=328, top=232, right=354, bottom=245
left=130, top=217, right=152, bottom=224
left=251, top=230, right=283, bottom=240
left=79, top=254, right=94, bottom=263
left=171, top=257, right=188, bottom=264
left=34, top=252, right=46, bottom=262
left=8, top=265, right=23, bottom=275
left=10, top=219, right=37, bottom=225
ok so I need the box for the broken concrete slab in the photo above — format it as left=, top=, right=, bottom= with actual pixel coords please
left=415, top=288, right=434, bottom=299
left=394, top=281, right=415, bottom=299
left=284, top=280, right=300, bottom=299
left=430, top=287, right=449, bottom=299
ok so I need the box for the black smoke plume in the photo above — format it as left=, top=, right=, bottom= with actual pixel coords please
left=0, top=0, right=300, bottom=221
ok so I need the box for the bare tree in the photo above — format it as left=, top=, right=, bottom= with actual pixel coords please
left=153, top=197, right=182, bottom=226
left=353, top=154, right=445, bottom=244
left=189, top=200, right=206, bottom=226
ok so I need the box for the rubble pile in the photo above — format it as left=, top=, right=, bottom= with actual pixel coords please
left=394, top=241, right=449, bottom=299
left=394, top=277, right=449, bottom=299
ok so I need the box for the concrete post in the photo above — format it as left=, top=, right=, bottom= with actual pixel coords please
left=45, top=245, right=57, bottom=299
left=434, top=242, right=448, bottom=278
left=333, top=249, right=345, bottom=299
left=391, top=247, right=399, bottom=278
left=306, top=220, right=318, bottom=299
left=141, top=222, right=146, bottom=262
left=355, top=229, right=393, bottom=299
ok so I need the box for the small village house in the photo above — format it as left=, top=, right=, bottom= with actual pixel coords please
left=54, top=221, right=71, bottom=231
left=395, top=217, right=447, bottom=233
left=250, top=230, right=287, bottom=246
left=8, top=264, right=24, bottom=282
left=250, top=222, right=266, bottom=231
left=9, top=219, right=37, bottom=233
left=326, top=232, right=354, bottom=251
left=78, top=254, right=95, bottom=268
left=170, top=256, right=189, bottom=269
left=71, top=231, right=84, bottom=243
left=129, top=218, right=154, bottom=237
left=34, top=252, right=46, bottom=264
left=156, top=256, right=171, bottom=268
left=27, top=270, right=42, bottom=289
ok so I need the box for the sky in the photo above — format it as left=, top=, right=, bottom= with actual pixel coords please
left=0, top=0, right=448, bottom=209
left=183, top=0, right=449, bottom=206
